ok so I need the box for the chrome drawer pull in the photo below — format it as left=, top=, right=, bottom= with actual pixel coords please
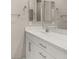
left=39, top=52, right=46, bottom=59
left=39, top=43, right=47, bottom=49
left=29, top=42, right=31, bottom=52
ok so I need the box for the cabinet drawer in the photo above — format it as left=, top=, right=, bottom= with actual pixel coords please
left=46, top=42, right=67, bottom=59
left=31, top=40, right=55, bottom=59
left=38, top=48, right=55, bottom=59
left=27, top=32, right=67, bottom=59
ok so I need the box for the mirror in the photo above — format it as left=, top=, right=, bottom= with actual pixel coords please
left=29, top=9, right=33, bottom=21
left=28, top=0, right=67, bottom=31
left=37, top=0, right=41, bottom=21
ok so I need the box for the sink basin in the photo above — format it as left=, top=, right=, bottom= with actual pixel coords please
left=40, top=28, right=67, bottom=35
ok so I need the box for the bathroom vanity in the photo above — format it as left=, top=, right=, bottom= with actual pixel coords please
left=26, top=0, right=67, bottom=59
left=25, top=27, right=67, bottom=59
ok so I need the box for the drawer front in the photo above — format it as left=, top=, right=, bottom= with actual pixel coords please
left=38, top=49, right=55, bottom=59
left=30, top=40, right=55, bottom=59
left=27, top=32, right=67, bottom=59
left=46, top=43, right=67, bottom=59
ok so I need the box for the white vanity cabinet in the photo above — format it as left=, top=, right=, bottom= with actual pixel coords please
left=26, top=31, right=67, bottom=59
left=26, top=32, right=55, bottom=59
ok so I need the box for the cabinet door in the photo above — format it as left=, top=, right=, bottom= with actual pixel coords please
left=26, top=36, right=31, bottom=59
left=29, top=39, right=42, bottom=59
left=26, top=36, right=41, bottom=59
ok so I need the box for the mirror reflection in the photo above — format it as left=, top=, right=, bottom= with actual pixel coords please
left=28, top=0, right=67, bottom=31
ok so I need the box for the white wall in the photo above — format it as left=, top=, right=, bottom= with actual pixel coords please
left=55, top=0, right=67, bottom=14
left=11, top=0, right=28, bottom=59
left=11, top=0, right=28, bottom=14
left=55, top=0, right=67, bottom=29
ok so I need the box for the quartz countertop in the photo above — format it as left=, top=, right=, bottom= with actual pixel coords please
left=25, top=26, right=67, bottom=50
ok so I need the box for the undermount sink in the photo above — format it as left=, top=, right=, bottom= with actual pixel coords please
left=40, top=28, right=67, bottom=35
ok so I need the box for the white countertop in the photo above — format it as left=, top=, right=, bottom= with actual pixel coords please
left=25, top=26, right=67, bottom=50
